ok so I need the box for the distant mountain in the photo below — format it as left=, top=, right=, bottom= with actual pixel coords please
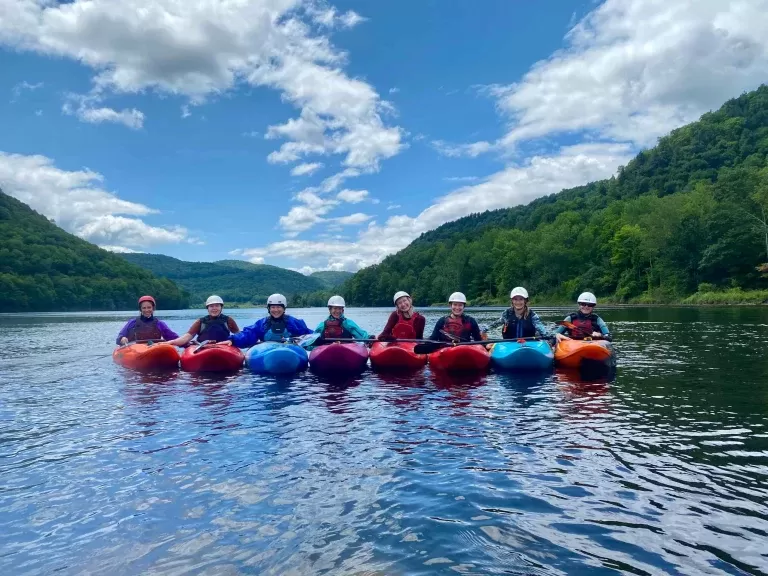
left=120, top=253, right=326, bottom=305
left=310, top=270, right=354, bottom=289
left=0, top=189, right=189, bottom=312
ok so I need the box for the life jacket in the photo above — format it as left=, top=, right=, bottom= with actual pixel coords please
left=569, top=312, right=600, bottom=339
left=442, top=314, right=473, bottom=340
left=263, top=315, right=290, bottom=342
left=128, top=316, right=162, bottom=341
left=502, top=308, right=536, bottom=339
left=197, top=314, right=231, bottom=342
left=391, top=312, right=419, bottom=339
left=323, top=317, right=352, bottom=340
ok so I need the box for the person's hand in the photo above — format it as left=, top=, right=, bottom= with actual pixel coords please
left=555, top=333, right=570, bottom=342
left=120, top=337, right=129, bottom=345
left=220, top=340, right=233, bottom=347
left=591, top=331, right=602, bottom=338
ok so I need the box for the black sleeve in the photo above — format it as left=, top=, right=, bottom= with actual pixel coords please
left=469, top=317, right=482, bottom=342
left=429, top=317, right=445, bottom=341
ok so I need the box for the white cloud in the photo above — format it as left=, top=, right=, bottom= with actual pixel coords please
left=11, top=80, right=43, bottom=102
left=63, top=94, right=144, bottom=129
left=0, top=152, right=192, bottom=249
left=181, top=105, right=191, bottom=118
left=291, top=162, right=324, bottom=176
left=235, top=143, right=632, bottom=270
left=332, top=212, right=371, bottom=226
left=0, top=0, right=401, bottom=168
left=307, top=5, right=366, bottom=29
left=99, top=245, right=140, bottom=253
left=432, top=140, right=493, bottom=158
left=386, top=203, right=401, bottom=211
left=444, top=176, right=480, bottom=183
left=389, top=87, right=400, bottom=94
left=490, top=0, right=768, bottom=149
left=336, top=189, right=368, bottom=203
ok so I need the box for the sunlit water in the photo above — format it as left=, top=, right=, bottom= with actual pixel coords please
left=1, top=307, right=767, bottom=575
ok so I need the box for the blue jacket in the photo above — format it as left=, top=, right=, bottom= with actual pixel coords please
left=229, top=314, right=312, bottom=348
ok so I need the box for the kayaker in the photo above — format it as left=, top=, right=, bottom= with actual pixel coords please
left=428, top=292, right=483, bottom=342
left=555, top=292, right=612, bottom=342
left=222, top=293, right=312, bottom=347
left=165, top=295, right=240, bottom=347
left=501, top=287, right=552, bottom=340
left=377, top=291, right=426, bottom=340
left=116, top=295, right=179, bottom=345
left=315, top=295, right=370, bottom=340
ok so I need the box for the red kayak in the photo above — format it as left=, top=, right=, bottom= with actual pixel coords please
left=429, top=345, right=490, bottom=372
left=180, top=343, right=244, bottom=372
left=370, top=342, right=427, bottom=371
left=112, top=343, right=180, bottom=371
left=309, top=342, right=369, bottom=375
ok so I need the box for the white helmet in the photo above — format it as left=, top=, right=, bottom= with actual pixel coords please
left=205, top=295, right=224, bottom=307
left=267, top=293, right=287, bottom=307
left=448, top=292, right=467, bottom=304
left=328, top=295, right=346, bottom=307
left=393, top=291, right=410, bottom=305
left=510, top=287, right=529, bottom=299
left=577, top=292, right=597, bottom=305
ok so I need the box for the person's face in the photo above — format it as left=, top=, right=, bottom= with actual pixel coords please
left=396, top=296, right=411, bottom=312
left=140, top=302, right=154, bottom=317
left=450, top=302, right=465, bottom=315
left=269, top=305, right=284, bottom=319
left=512, top=296, right=525, bottom=311
left=329, top=306, right=344, bottom=319
left=578, top=303, right=595, bottom=314
left=207, top=303, right=223, bottom=317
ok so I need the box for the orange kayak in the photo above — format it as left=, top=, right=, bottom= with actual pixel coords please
left=370, top=342, right=427, bottom=371
left=112, top=343, right=180, bottom=371
left=554, top=339, right=614, bottom=369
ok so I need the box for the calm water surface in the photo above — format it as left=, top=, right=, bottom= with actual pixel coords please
left=1, top=306, right=767, bottom=575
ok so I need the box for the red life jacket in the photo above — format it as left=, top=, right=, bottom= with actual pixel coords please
left=128, top=316, right=162, bottom=341
left=392, top=312, right=418, bottom=339
left=322, top=317, right=352, bottom=339
left=443, top=314, right=472, bottom=339
left=570, top=313, right=599, bottom=339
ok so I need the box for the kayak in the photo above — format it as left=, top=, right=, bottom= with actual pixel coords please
left=309, top=342, right=369, bottom=375
left=554, top=339, right=615, bottom=369
left=490, top=340, right=554, bottom=371
left=180, top=343, right=244, bottom=372
left=428, top=345, right=490, bottom=372
left=369, top=341, right=427, bottom=371
left=246, top=342, right=309, bottom=375
left=112, top=343, right=180, bottom=371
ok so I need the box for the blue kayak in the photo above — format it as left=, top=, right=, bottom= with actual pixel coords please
left=246, top=342, right=309, bottom=374
left=490, top=340, right=554, bottom=371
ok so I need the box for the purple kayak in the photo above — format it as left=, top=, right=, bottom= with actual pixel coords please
left=309, top=342, right=369, bottom=375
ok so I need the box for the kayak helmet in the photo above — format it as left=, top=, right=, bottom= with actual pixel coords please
left=393, top=290, right=410, bottom=305
left=267, top=293, right=287, bottom=308
left=327, top=295, right=346, bottom=308
left=510, top=287, right=529, bottom=299
left=205, top=295, right=224, bottom=307
left=448, top=292, right=467, bottom=304
left=577, top=292, right=597, bottom=306
left=138, top=295, right=156, bottom=308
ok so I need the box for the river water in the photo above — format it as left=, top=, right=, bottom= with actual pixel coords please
left=1, top=306, right=767, bottom=575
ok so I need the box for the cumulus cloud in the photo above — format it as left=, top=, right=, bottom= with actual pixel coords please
left=0, top=152, right=193, bottom=249
left=63, top=93, right=144, bottom=129
left=291, top=162, right=324, bottom=176
left=0, top=0, right=401, bottom=167
left=336, top=189, right=368, bottom=203
left=332, top=212, right=371, bottom=226
left=99, top=245, right=140, bottom=253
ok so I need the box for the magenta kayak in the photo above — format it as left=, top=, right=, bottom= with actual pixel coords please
left=309, top=342, right=369, bottom=375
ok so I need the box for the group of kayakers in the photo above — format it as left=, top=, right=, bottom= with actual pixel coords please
left=115, top=288, right=612, bottom=348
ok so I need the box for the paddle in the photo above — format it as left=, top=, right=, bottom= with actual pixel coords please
left=295, top=333, right=324, bottom=348
left=556, top=321, right=606, bottom=340
left=413, top=337, right=541, bottom=355
left=192, top=340, right=213, bottom=354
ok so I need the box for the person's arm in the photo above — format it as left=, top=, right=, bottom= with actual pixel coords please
left=377, top=311, right=398, bottom=340
left=287, top=317, right=313, bottom=336
left=595, top=316, right=612, bottom=341
left=555, top=314, right=572, bottom=341
left=314, top=320, right=325, bottom=334
left=343, top=318, right=369, bottom=340
left=157, top=321, right=179, bottom=341
left=230, top=319, right=265, bottom=348
left=116, top=319, right=135, bottom=345
left=429, top=317, right=445, bottom=341
left=166, top=320, right=199, bottom=346
left=531, top=311, right=552, bottom=338
left=414, top=315, right=426, bottom=339
left=227, top=317, right=241, bottom=334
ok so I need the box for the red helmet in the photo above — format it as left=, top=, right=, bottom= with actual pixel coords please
left=138, top=295, right=156, bottom=308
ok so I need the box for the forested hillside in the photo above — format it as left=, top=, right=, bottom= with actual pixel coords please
left=309, top=270, right=354, bottom=289
left=121, top=253, right=327, bottom=305
left=0, top=190, right=189, bottom=312
left=343, top=86, right=768, bottom=305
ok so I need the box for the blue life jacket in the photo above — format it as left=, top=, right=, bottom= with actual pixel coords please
left=263, top=315, right=291, bottom=342
left=128, top=316, right=162, bottom=341
left=197, top=314, right=231, bottom=342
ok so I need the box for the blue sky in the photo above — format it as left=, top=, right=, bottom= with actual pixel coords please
left=1, top=0, right=767, bottom=273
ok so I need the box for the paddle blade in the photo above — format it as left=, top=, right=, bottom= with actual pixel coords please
left=296, top=333, right=322, bottom=348
left=413, top=342, right=448, bottom=355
